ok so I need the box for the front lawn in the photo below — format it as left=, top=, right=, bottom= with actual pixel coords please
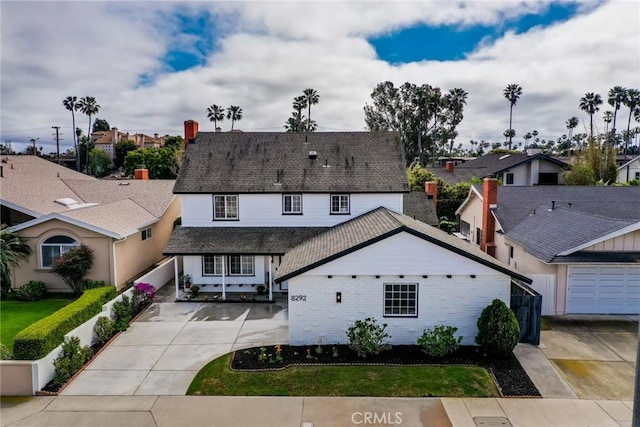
left=187, top=354, right=500, bottom=397
left=0, top=296, right=74, bottom=351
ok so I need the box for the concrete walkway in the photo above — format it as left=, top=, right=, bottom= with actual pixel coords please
left=60, top=288, right=288, bottom=396
left=1, top=396, right=635, bottom=427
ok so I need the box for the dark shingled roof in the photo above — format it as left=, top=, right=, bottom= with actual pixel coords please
left=276, top=207, right=531, bottom=284
left=506, top=206, right=638, bottom=262
left=402, top=192, right=439, bottom=226
left=163, top=226, right=328, bottom=255
left=427, top=153, right=569, bottom=186
left=473, top=185, right=640, bottom=232
left=173, top=132, right=409, bottom=194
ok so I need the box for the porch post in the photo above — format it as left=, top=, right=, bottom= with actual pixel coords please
left=222, top=255, right=226, bottom=301
left=174, top=256, right=179, bottom=301
left=269, top=255, right=273, bottom=302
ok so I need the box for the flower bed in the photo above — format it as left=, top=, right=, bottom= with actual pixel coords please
left=231, top=344, right=540, bottom=397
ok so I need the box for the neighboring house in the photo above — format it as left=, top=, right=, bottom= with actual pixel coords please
left=456, top=180, right=640, bottom=315
left=276, top=207, right=531, bottom=345
left=92, top=128, right=165, bottom=159
left=617, top=155, right=640, bottom=183
left=0, top=155, right=180, bottom=291
left=427, top=147, right=570, bottom=187
left=164, top=122, right=411, bottom=298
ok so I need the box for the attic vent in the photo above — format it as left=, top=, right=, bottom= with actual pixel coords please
left=119, top=182, right=130, bottom=186
left=308, top=151, right=317, bottom=160
left=55, top=198, right=80, bottom=206
left=499, top=154, right=511, bottom=160
left=322, top=159, right=330, bottom=168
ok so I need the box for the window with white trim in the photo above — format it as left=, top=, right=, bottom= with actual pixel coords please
left=141, top=227, right=152, bottom=241
left=229, top=255, right=254, bottom=275
left=330, top=194, right=350, bottom=214
left=283, top=194, right=302, bottom=214
left=635, top=172, right=640, bottom=180
left=213, top=195, right=238, bottom=220
left=460, top=220, right=470, bottom=238
left=41, top=236, right=78, bottom=268
left=505, top=172, right=514, bottom=185
left=202, top=255, right=224, bottom=276
left=383, top=283, right=418, bottom=317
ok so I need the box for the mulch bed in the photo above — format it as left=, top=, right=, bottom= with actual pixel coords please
left=231, top=345, right=540, bottom=397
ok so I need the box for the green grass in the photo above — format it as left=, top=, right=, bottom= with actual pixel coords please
left=0, top=297, right=74, bottom=350
left=187, top=354, right=500, bottom=397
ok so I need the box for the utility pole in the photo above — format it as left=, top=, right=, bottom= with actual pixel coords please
left=52, top=126, right=62, bottom=164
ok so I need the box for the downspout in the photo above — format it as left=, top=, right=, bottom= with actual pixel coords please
left=269, top=256, right=273, bottom=302
left=112, top=236, right=127, bottom=289
left=174, top=256, right=179, bottom=301
left=222, top=255, right=226, bottom=301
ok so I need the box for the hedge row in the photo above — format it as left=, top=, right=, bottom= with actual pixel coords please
left=13, top=286, right=117, bottom=360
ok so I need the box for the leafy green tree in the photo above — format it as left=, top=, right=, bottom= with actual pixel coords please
left=62, top=96, right=80, bottom=171
left=124, top=147, right=181, bottom=179
left=114, top=140, right=138, bottom=169
left=579, top=92, right=603, bottom=139
left=564, top=161, right=596, bottom=185
left=503, top=84, right=523, bottom=149
left=0, top=225, right=31, bottom=290
left=443, top=88, right=468, bottom=156
left=52, top=245, right=94, bottom=296
left=92, top=118, right=110, bottom=132
left=564, top=136, right=617, bottom=184
left=89, top=148, right=112, bottom=177
left=303, top=88, right=319, bottom=131
left=226, top=105, right=243, bottom=131
left=163, top=135, right=184, bottom=151
left=206, top=104, right=225, bottom=129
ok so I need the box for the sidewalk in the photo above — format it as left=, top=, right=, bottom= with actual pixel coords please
left=1, top=396, right=634, bottom=427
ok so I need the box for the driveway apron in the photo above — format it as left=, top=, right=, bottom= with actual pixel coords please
left=61, top=287, right=289, bottom=396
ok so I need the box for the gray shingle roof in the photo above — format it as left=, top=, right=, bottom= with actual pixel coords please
left=551, top=251, right=640, bottom=264
left=474, top=185, right=640, bottom=232
left=173, top=132, right=409, bottom=193
left=276, top=207, right=531, bottom=283
left=506, top=206, right=637, bottom=262
left=163, top=226, right=328, bottom=255
left=402, top=192, right=439, bottom=226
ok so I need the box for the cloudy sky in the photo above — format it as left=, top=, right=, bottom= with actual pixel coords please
left=1, top=1, right=639, bottom=154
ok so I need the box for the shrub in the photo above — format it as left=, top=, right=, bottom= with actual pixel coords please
left=15, top=280, right=48, bottom=301
left=132, top=282, right=156, bottom=312
left=85, top=280, right=107, bottom=289
left=112, top=294, right=134, bottom=332
left=94, top=316, right=115, bottom=346
left=0, top=344, right=13, bottom=360
left=13, top=286, right=116, bottom=360
left=417, top=325, right=463, bottom=357
left=190, top=285, right=200, bottom=297
left=475, top=299, right=521, bottom=355
left=346, top=317, right=391, bottom=358
left=51, top=245, right=94, bottom=296
left=52, top=336, right=92, bottom=387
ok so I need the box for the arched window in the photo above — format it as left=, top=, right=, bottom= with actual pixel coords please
left=41, top=236, right=78, bottom=268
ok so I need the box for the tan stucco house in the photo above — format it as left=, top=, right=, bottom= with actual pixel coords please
left=456, top=180, right=640, bottom=315
left=1, top=155, right=180, bottom=291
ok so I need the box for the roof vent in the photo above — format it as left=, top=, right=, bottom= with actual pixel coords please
left=322, top=159, right=330, bottom=168
left=55, top=198, right=80, bottom=206
left=308, top=151, right=317, bottom=160
left=499, top=154, right=511, bottom=160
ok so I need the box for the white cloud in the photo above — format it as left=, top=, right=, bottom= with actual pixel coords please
left=1, top=0, right=638, bottom=155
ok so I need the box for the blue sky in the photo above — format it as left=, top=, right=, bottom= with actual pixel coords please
left=368, top=3, right=582, bottom=63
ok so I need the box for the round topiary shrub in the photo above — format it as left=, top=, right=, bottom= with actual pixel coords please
left=16, top=280, right=48, bottom=301
left=475, top=299, right=520, bottom=355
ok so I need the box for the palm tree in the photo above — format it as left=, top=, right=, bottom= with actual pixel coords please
left=607, top=86, right=627, bottom=138
left=303, top=88, right=319, bottom=132
left=579, top=92, right=603, bottom=139
left=566, top=116, right=579, bottom=141
left=283, top=115, right=300, bottom=132
left=78, top=97, right=100, bottom=171
left=63, top=96, right=80, bottom=171
left=603, top=111, right=613, bottom=135
left=524, top=132, right=532, bottom=149
left=206, top=104, right=225, bottom=130
left=292, top=96, right=307, bottom=132
left=0, top=225, right=31, bottom=287
left=623, top=88, right=640, bottom=156
left=226, top=105, right=243, bottom=131
left=444, top=88, right=468, bottom=156
left=503, top=84, right=523, bottom=149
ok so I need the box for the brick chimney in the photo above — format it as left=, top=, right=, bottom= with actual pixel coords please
left=184, top=120, right=199, bottom=149
left=480, top=176, right=498, bottom=257
left=445, top=161, right=454, bottom=173
left=425, top=181, right=438, bottom=209
left=134, top=168, right=149, bottom=180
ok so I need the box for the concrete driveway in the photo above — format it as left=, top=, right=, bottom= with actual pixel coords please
left=539, top=315, right=638, bottom=400
left=61, top=287, right=288, bottom=396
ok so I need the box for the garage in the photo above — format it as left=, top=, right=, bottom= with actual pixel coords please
left=567, top=265, right=640, bottom=314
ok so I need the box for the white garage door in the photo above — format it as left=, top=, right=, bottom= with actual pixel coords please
left=567, top=265, right=640, bottom=314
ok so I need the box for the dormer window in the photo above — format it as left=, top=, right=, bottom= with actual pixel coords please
left=283, top=194, right=302, bottom=214
left=330, top=194, right=350, bottom=214
left=213, top=195, right=238, bottom=220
